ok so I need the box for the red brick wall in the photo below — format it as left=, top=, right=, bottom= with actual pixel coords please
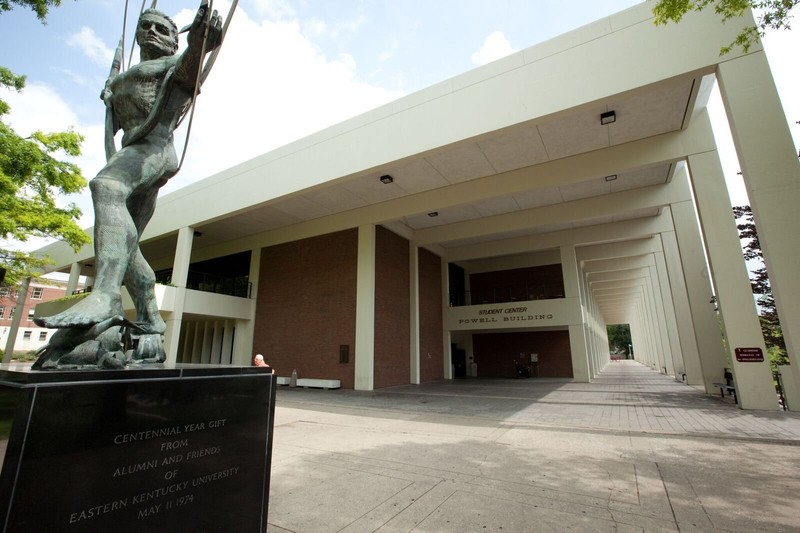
left=1, top=283, right=69, bottom=327
left=374, top=226, right=410, bottom=388
left=252, top=229, right=446, bottom=389
left=472, top=331, right=573, bottom=378
left=254, top=230, right=358, bottom=388
left=419, top=248, right=443, bottom=382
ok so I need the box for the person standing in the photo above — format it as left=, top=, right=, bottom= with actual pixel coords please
left=254, top=354, right=272, bottom=371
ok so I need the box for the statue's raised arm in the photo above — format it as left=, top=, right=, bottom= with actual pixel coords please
left=102, top=40, right=124, bottom=161
left=174, top=0, right=223, bottom=89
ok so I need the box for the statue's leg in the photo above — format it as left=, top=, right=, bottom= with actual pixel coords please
left=125, top=251, right=166, bottom=362
left=125, top=250, right=166, bottom=334
left=124, top=150, right=175, bottom=336
left=34, top=175, right=135, bottom=328
left=35, top=140, right=174, bottom=330
left=124, top=147, right=177, bottom=361
left=90, top=176, right=139, bottom=293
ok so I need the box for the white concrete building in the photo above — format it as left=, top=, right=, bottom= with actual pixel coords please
left=34, top=3, right=800, bottom=409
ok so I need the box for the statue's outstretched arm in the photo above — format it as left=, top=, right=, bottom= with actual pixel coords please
left=102, top=39, right=124, bottom=160
left=174, top=0, right=223, bottom=89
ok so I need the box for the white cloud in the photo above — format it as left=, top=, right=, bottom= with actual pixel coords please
left=56, top=68, right=96, bottom=90
left=67, top=26, right=115, bottom=66
left=329, top=14, right=368, bottom=40
left=146, top=3, right=404, bottom=195
left=471, top=31, right=518, bottom=66
left=378, top=38, right=399, bottom=63
left=250, top=0, right=296, bottom=21
left=4, top=83, right=78, bottom=135
left=303, top=18, right=328, bottom=38
left=300, top=14, right=367, bottom=41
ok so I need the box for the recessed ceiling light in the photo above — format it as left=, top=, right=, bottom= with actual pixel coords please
left=428, top=212, right=439, bottom=217
left=604, top=174, right=618, bottom=182
left=379, top=174, right=393, bottom=184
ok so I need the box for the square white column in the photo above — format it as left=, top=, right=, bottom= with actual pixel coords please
left=717, top=52, right=800, bottom=405
left=230, top=247, right=262, bottom=366
left=644, top=266, right=672, bottom=375
left=653, top=254, right=684, bottom=378
left=163, top=226, right=194, bottom=364
left=657, top=234, right=704, bottom=385
left=561, top=245, right=590, bottom=382
left=66, top=262, right=82, bottom=295
left=687, top=145, right=777, bottom=410
left=667, top=199, right=727, bottom=393
left=409, top=244, right=421, bottom=384
left=355, top=224, right=376, bottom=390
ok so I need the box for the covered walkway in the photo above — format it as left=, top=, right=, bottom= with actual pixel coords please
left=269, top=360, right=800, bottom=532
left=277, top=360, right=800, bottom=440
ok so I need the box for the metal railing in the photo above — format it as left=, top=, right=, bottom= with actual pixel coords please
left=154, top=270, right=251, bottom=299
left=450, top=283, right=565, bottom=307
left=775, top=371, right=788, bottom=411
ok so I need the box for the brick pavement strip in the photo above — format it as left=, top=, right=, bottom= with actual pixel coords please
left=268, top=361, right=800, bottom=532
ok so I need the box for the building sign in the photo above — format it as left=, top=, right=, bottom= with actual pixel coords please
left=445, top=299, right=580, bottom=331
left=735, top=347, right=764, bottom=362
left=456, top=306, right=554, bottom=326
left=448, top=304, right=561, bottom=330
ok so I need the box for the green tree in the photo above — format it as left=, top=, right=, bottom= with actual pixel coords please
left=653, top=0, right=799, bottom=53
left=607, top=324, right=632, bottom=357
left=1, top=69, right=89, bottom=284
left=732, top=205, right=788, bottom=369
left=0, top=0, right=64, bottom=21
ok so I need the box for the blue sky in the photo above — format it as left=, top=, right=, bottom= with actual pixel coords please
left=1, top=0, right=798, bottom=251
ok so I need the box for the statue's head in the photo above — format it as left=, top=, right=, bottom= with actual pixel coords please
left=137, top=9, right=179, bottom=59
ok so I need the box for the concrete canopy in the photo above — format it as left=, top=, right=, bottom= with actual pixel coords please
left=41, top=3, right=734, bottom=277
left=34, top=2, right=800, bottom=407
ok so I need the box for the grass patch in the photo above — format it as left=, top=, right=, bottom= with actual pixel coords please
left=11, top=352, right=38, bottom=362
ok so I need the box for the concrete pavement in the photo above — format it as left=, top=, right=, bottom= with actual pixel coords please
left=267, top=361, right=800, bottom=532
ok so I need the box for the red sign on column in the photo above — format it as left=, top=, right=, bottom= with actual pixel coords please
left=735, top=347, right=764, bottom=362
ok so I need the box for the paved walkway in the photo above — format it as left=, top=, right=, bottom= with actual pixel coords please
left=267, top=361, right=800, bottom=532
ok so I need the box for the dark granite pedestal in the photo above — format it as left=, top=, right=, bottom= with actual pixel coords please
left=0, top=364, right=276, bottom=532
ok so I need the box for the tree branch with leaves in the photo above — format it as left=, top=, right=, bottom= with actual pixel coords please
left=0, top=0, right=64, bottom=22
left=0, top=66, right=90, bottom=285
left=653, top=0, right=799, bottom=53
left=1, top=3, right=90, bottom=285
left=732, top=205, right=788, bottom=369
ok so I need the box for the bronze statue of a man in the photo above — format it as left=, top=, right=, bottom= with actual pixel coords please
left=34, top=2, right=224, bottom=368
